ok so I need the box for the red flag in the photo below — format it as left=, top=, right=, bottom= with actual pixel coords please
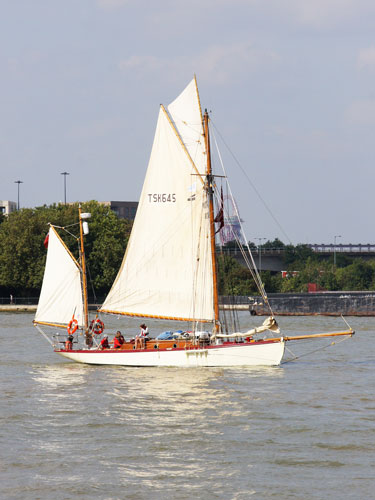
left=214, top=187, right=224, bottom=234
left=43, top=233, right=49, bottom=249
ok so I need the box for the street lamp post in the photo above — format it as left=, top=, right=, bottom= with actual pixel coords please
left=334, top=235, right=342, bottom=267
left=14, top=180, right=23, bottom=210
left=254, top=237, right=267, bottom=273
left=61, top=172, right=69, bottom=205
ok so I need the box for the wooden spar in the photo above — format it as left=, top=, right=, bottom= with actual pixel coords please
left=50, top=225, right=80, bottom=269
left=194, top=75, right=204, bottom=133
left=268, top=330, right=355, bottom=342
left=204, top=110, right=220, bottom=332
left=161, top=105, right=204, bottom=185
left=33, top=320, right=70, bottom=329
left=78, top=206, right=89, bottom=333
left=98, top=308, right=213, bottom=323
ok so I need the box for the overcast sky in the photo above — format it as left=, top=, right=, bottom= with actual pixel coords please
left=1, top=0, right=375, bottom=244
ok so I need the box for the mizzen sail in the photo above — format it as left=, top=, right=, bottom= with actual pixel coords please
left=34, top=226, right=84, bottom=327
left=100, top=79, right=214, bottom=321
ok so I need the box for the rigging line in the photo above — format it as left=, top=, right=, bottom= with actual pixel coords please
left=211, top=165, right=273, bottom=316
left=161, top=105, right=204, bottom=185
left=211, top=138, right=273, bottom=316
left=281, top=335, right=351, bottom=364
left=210, top=119, right=293, bottom=245
left=214, top=194, right=273, bottom=317
left=219, top=182, right=238, bottom=334
left=53, top=222, right=80, bottom=229
left=212, top=166, right=255, bottom=273
left=86, top=262, right=98, bottom=308
left=211, top=180, right=254, bottom=277
left=50, top=223, right=80, bottom=245
left=58, top=226, right=80, bottom=242
left=165, top=112, right=205, bottom=174
left=189, top=183, right=208, bottom=326
left=214, top=191, right=270, bottom=312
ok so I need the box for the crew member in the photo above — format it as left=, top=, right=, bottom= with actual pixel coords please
left=114, top=331, right=125, bottom=349
left=135, top=323, right=149, bottom=349
left=100, top=334, right=110, bottom=350
left=85, top=332, right=93, bottom=348
left=65, top=334, right=74, bottom=351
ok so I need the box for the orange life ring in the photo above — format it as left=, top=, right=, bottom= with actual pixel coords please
left=67, top=318, right=78, bottom=335
left=90, top=318, right=105, bottom=335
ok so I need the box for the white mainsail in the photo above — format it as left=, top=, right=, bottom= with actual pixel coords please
left=100, top=78, right=214, bottom=321
left=34, top=226, right=84, bottom=327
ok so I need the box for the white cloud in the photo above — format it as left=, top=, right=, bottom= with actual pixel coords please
left=345, top=100, right=375, bottom=126
left=358, top=46, right=375, bottom=69
left=118, top=43, right=280, bottom=85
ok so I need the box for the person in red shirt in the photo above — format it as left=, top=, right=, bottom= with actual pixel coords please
left=113, top=331, right=125, bottom=349
left=100, top=334, right=110, bottom=350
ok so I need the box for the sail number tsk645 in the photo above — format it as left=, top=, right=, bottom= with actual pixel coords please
left=148, top=194, right=176, bottom=203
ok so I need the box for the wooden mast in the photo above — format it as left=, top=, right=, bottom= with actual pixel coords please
left=204, top=109, right=220, bottom=332
left=78, top=205, right=89, bottom=335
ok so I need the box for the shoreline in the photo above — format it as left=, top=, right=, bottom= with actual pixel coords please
left=0, top=305, right=37, bottom=312
left=1, top=303, right=374, bottom=316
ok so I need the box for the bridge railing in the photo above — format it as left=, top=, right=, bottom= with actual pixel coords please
left=220, top=247, right=285, bottom=256
left=307, top=244, right=375, bottom=253
left=220, top=244, right=375, bottom=255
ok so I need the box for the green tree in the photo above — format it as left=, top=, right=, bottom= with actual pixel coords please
left=0, top=208, right=56, bottom=293
left=81, top=201, right=131, bottom=293
left=217, top=255, right=258, bottom=295
left=261, top=271, right=282, bottom=293
left=283, top=244, right=315, bottom=267
left=262, top=238, right=285, bottom=249
left=336, top=259, right=375, bottom=290
left=0, top=202, right=131, bottom=296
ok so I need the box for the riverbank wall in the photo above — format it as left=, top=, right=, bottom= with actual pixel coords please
left=2, top=291, right=375, bottom=316
left=221, top=291, right=375, bottom=316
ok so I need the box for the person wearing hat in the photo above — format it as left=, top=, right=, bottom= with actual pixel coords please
left=100, top=334, right=110, bottom=350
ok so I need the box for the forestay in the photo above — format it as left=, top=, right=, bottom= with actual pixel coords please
left=34, top=226, right=84, bottom=328
left=100, top=78, right=214, bottom=322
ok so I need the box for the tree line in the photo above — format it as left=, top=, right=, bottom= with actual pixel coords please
left=0, top=202, right=131, bottom=297
left=0, top=207, right=374, bottom=298
left=218, top=239, right=375, bottom=295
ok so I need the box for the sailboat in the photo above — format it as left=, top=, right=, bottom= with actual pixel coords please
left=34, top=78, right=354, bottom=366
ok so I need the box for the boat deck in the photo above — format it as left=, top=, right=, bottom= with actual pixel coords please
left=57, top=337, right=281, bottom=353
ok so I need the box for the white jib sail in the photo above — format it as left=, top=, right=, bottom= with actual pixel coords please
left=34, top=226, right=84, bottom=327
left=101, top=79, right=214, bottom=321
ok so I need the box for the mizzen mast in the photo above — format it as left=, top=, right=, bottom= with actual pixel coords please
left=204, top=109, right=220, bottom=332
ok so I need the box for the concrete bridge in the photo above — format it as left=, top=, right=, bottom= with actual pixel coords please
left=221, top=244, right=375, bottom=272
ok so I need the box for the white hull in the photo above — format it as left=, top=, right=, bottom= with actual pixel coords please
left=57, top=341, right=285, bottom=367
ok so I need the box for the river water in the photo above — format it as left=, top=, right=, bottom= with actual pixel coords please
left=1, top=313, right=374, bottom=499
